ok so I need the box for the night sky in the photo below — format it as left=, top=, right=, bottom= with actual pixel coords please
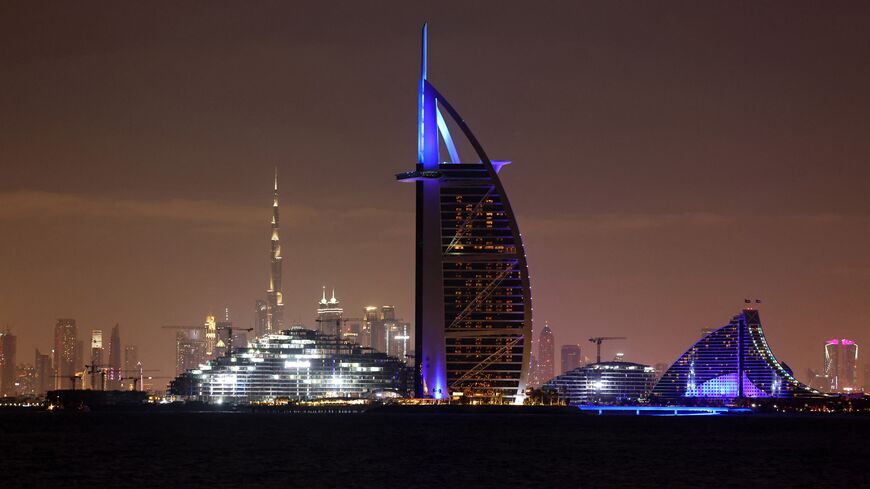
left=2, top=2, right=869, bottom=382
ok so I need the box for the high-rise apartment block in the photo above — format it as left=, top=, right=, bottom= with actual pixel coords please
left=34, top=349, right=52, bottom=397
left=824, top=339, right=859, bottom=392
left=176, top=329, right=206, bottom=376
left=361, top=306, right=411, bottom=363
left=560, top=344, right=582, bottom=375
left=531, top=324, right=555, bottom=387
left=89, top=329, right=104, bottom=390
left=255, top=300, right=268, bottom=338
left=53, top=319, right=77, bottom=390
left=0, top=331, right=17, bottom=397
left=107, top=324, right=122, bottom=390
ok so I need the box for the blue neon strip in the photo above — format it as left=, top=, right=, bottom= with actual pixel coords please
left=436, top=106, right=460, bottom=164
left=578, top=405, right=752, bottom=415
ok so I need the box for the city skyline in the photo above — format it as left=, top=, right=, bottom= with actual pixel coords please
left=2, top=3, right=870, bottom=382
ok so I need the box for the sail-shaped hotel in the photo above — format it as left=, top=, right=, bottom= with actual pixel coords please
left=398, top=25, right=533, bottom=403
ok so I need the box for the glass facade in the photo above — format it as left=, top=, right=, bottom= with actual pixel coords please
left=651, top=309, right=824, bottom=402
left=439, top=163, right=531, bottom=402
left=543, top=362, right=657, bottom=406
left=169, top=328, right=411, bottom=403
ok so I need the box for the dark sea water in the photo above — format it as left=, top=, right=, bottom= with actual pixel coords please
left=0, top=411, right=867, bottom=489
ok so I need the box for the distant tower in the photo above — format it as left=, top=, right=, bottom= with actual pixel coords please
left=255, top=299, right=268, bottom=338
left=204, top=314, right=217, bottom=358
left=535, top=323, right=555, bottom=385
left=316, top=287, right=343, bottom=337
left=560, top=344, right=582, bottom=375
left=363, top=306, right=379, bottom=349
left=123, top=345, right=139, bottom=390
left=34, top=349, right=51, bottom=397
left=89, top=330, right=103, bottom=390
left=176, top=329, right=206, bottom=376
left=824, top=339, right=859, bottom=392
left=107, top=324, right=122, bottom=390
left=0, top=331, right=17, bottom=397
left=266, top=168, right=285, bottom=333
left=53, top=319, right=77, bottom=390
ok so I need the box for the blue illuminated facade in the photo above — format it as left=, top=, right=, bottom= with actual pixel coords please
left=398, top=25, right=533, bottom=403
left=651, top=309, right=824, bottom=402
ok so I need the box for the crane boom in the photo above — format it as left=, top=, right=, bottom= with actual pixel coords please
left=587, top=336, right=628, bottom=364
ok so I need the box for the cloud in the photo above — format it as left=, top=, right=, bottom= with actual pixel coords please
left=521, top=212, right=732, bottom=237
left=0, top=190, right=266, bottom=226
left=0, top=190, right=412, bottom=236
left=519, top=211, right=870, bottom=239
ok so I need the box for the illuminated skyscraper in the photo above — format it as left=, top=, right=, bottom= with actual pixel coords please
left=362, top=306, right=411, bottom=360
left=215, top=309, right=232, bottom=358
left=0, top=331, right=17, bottom=397
left=53, top=319, right=77, bottom=390
left=532, top=324, right=555, bottom=386
left=316, top=287, right=343, bottom=337
left=107, top=324, right=122, bottom=390
left=255, top=299, right=268, bottom=338
left=176, top=329, right=206, bottom=376
left=386, top=321, right=411, bottom=363
left=397, top=25, right=533, bottom=402
left=362, top=306, right=379, bottom=348
left=824, top=339, right=859, bottom=393
left=204, top=314, right=217, bottom=358
left=265, top=169, right=285, bottom=333
left=89, top=330, right=103, bottom=389
left=561, top=344, right=582, bottom=375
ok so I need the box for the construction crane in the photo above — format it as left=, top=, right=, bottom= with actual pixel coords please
left=118, top=367, right=158, bottom=391
left=588, top=337, right=627, bottom=364
left=315, top=317, right=365, bottom=353
left=84, top=364, right=108, bottom=390
left=164, top=323, right=253, bottom=354
left=53, top=373, right=83, bottom=390
left=120, top=375, right=172, bottom=391
left=161, top=324, right=201, bottom=330
left=217, top=324, right=253, bottom=354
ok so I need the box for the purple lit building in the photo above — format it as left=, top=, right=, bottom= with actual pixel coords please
left=651, top=309, right=824, bottom=402
left=824, top=339, right=859, bottom=393
left=397, top=25, right=532, bottom=403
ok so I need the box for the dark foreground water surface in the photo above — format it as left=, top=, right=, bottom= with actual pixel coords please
left=0, top=411, right=868, bottom=488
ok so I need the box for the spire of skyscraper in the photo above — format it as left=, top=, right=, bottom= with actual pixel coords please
left=265, top=168, right=284, bottom=333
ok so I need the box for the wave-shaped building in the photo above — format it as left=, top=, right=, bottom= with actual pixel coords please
left=651, top=309, right=824, bottom=402
left=397, top=25, right=533, bottom=403
left=168, top=328, right=411, bottom=403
